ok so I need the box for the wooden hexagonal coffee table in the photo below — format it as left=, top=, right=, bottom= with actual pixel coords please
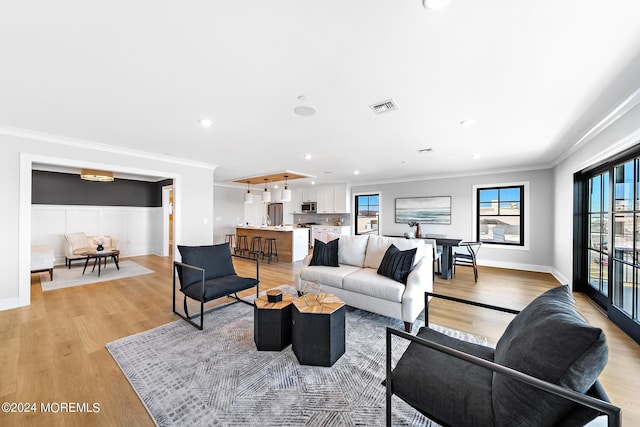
left=254, top=293, right=294, bottom=351
left=291, top=293, right=345, bottom=367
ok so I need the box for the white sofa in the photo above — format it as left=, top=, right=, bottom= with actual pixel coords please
left=295, top=233, right=433, bottom=332
left=64, top=232, right=118, bottom=268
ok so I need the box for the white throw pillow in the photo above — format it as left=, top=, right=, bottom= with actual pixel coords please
left=364, top=234, right=425, bottom=268
left=389, top=237, right=426, bottom=266
left=65, top=232, right=88, bottom=250
left=327, top=232, right=369, bottom=267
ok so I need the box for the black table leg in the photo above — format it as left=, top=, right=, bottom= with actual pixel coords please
left=112, top=254, right=120, bottom=270
left=82, top=257, right=90, bottom=275
left=440, top=246, right=454, bottom=280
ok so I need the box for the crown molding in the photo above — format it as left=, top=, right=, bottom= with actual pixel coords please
left=553, top=86, right=640, bottom=167
left=0, top=124, right=218, bottom=170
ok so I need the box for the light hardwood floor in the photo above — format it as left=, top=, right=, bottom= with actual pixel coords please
left=2, top=255, right=638, bottom=426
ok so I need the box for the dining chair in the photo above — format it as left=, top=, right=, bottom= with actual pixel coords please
left=453, top=241, right=482, bottom=281
left=423, top=239, right=442, bottom=280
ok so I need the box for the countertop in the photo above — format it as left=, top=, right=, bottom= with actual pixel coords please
left=236, top=225, right=303, bottom=232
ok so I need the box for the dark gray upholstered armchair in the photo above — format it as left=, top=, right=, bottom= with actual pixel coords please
left=386, top=286, right=621, bottom=426
left=173, top=242, right=259, bottom=330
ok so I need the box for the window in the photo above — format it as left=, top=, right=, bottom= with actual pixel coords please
left=355, top=194, right=379, bottom=235
left=477, top=185, right=524, bottom=245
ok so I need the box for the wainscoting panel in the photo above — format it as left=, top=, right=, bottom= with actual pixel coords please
left=31, top=205, right=164, bottom=265
left=66, top=208, right=102, bottom=236
left=32, top=208, right=68, bottom=257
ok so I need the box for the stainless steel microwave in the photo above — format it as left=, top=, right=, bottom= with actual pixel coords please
left=301, top=202, right=316, bottom=213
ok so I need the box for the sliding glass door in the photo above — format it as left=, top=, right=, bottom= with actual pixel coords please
left=577, top=148, right=640, bottom=344
left=587, top=172, right=609, bottom=297
left=611, top=160, right=640, bottom=323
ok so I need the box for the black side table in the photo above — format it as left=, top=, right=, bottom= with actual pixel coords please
left=292, top=294, right=345, bottom=367
left=254, top=294, right=293, bottom=351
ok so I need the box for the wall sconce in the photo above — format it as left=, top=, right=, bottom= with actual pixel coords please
left=244, top=181, right=253, bottom=203
left=281, top=175, right=291, bottom=202
left=80, top=169, right=114, bottom=182
left=262, top=179, right=271, bottom=202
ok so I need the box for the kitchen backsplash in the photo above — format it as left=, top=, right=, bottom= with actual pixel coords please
left=293, top=213, right=351, bottom=226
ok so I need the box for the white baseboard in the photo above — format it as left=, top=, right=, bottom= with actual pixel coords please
left=550, top=268, right=570, bottom=286
left=477, top=260, right=573, bottom=288
left=478, top=259, right=550, bottom=273
left=0, top=297, right=24, bottom=311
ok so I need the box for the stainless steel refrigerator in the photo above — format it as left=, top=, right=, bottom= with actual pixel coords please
left=267, top=203, right=283, bottom=226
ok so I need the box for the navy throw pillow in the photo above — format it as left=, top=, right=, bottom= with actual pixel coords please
left=177, top=243, right=236, bottom=287
left=309, top=238, right=339, bottom=267
left=377, top=244, right=417, bottom=284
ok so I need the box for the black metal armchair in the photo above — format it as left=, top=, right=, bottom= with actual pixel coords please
left=386, top=286, right=621, bottom=426
left=173, top=242, right=259, bottom=330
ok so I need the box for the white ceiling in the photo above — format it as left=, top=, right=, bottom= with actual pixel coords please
left=3, top=1, right=640, bottom=187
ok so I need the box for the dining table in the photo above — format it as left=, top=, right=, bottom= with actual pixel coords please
left=386, top=235, right=462, bottom=280
left=428, top=237, right=463, bottom=280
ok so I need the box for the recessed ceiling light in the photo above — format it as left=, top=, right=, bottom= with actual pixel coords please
left=460, top=119, right=476, bottom=127
left=471, top=154, right=480, bottom=160
left=304, top=154, right=312, bottom=160
left=422, top=0, right=451, bottom=9
left=294, top=105, right=317, bottom=117
left=311, top=181, right=316, bottom=185
left=199, top=118, right=212, bottom=127
left=354, top=170, right=360, bottom=175
left=418, top=148, right=434, bottom=153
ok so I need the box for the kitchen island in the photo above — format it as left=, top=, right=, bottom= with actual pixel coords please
left=235, top=226, right=309, bottom=263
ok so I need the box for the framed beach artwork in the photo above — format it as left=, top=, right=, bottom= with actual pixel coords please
left=395, top=196, right=451, bottom=224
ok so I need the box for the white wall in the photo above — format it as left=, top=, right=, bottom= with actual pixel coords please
left=32, top=205, right=163, bottom=265
left=1, top=131, right=216, bottom=310
left=552, top=102, right=640, bottom=286
left=351, top=168, right=555, bottom=273
left=212, top=185, right=247, bottom=244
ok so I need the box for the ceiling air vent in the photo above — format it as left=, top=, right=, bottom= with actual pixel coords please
left=370, top=98, right=399, bottom=114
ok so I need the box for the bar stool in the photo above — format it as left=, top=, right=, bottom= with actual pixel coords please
left=263, top=237, right=278, bottom=264
left=225, top=234, right=235, bottom=251
left=249, top=236, right=263, bottom=259
left=236, top=235, right=249, bottom=255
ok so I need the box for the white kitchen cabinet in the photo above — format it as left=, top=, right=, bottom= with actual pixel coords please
left=290, top=190, right=303, bottom=214
left=310, top=225, right=352, bottom=247
left=311, top=227, right=324, bottom=245
left=316, top=187, right=335, bottom=213
left=302, top=189, right=317, bottom=202
left=334, top=185, right=350, bottom=213
left=315, top=185, right=350, bottom=213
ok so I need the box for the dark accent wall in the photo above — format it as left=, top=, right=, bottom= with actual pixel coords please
left=32, top=170, right=172, bottom=207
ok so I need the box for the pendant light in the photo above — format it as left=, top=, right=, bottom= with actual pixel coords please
left=281, top=175, right=291, bottom=202
left=244, top=181, right=252, bottom=203
left=80, top=168, right=114, bottom=182
left=262, top=179, right=271, bottom=202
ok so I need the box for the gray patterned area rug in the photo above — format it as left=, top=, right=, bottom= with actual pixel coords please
left=107, top=290, right=487, bottom=427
